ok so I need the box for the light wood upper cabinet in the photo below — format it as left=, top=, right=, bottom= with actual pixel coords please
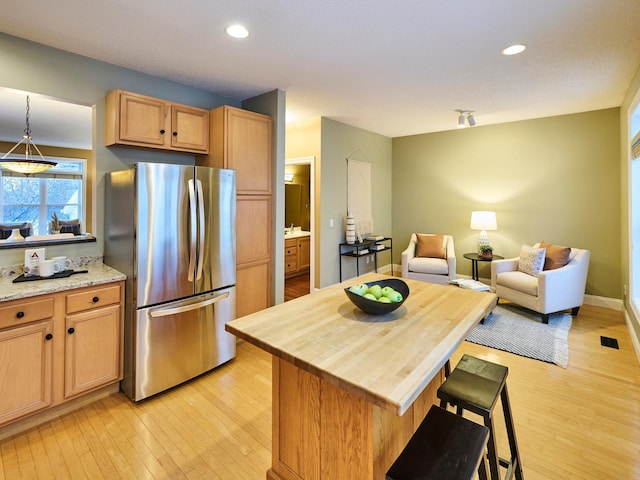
left=105, top=90, right=209, bottom=154
left=200, top=105, right=273, bottom=195
left=171, top=104, right=209, bottom=152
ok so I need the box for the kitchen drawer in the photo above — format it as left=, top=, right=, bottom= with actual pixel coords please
left=66, top=285, right=121, bottom=314
left=0, top=297, right=54, bottom=330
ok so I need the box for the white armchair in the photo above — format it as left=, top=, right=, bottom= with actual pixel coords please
left=401, top=233, right=456, bottom=285
left=491, top=245, right=590, bottom=323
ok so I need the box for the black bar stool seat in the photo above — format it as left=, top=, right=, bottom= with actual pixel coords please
left=386, top=405, right=489, bottom=480
left=437, top=354, right=524, bottom=480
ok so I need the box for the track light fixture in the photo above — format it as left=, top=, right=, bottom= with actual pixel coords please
left=454, top=109, right=476, bottom=128
left=467, top=112, right=476, bottom=126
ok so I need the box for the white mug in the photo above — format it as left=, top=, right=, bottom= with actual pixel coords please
left=39, top=259, right=61, bottom=277
left=52, top=256, right=71, bottom=272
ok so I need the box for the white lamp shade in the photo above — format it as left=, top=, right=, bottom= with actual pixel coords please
left=470, top=211, right=497, bottom=231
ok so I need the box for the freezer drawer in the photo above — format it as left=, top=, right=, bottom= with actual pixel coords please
left=130, top=287, right=236, bottom=401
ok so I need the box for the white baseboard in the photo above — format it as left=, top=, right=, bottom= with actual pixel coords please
left=583, top=293, right=623, bottom=311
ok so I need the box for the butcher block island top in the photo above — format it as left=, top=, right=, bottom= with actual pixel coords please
left=226, top=272, right=497, bottom=416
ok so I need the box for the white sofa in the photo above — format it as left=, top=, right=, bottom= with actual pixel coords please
left=491, top=246, right=590, bottom=323
left=401, top=233, right=456, bottom=285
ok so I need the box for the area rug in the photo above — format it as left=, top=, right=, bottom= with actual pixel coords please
left=466, top=304, right=572, bottom=367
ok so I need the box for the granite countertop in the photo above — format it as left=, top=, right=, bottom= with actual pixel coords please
left=0, top=260, right=126, bottom=303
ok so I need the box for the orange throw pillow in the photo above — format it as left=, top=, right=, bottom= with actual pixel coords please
left=540, top=241, right=571, bottom=270
left=416, top=234, right=445, bottom=258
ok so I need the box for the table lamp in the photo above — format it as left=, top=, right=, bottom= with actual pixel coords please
left=470, top=211, right=497, bottom=254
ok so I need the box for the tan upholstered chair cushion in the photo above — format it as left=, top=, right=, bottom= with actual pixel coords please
left=540, top=241, right=571, bottom=270
left=496, top=271, right=539, bottom=296
left=416, top=234, right=445, bottom=258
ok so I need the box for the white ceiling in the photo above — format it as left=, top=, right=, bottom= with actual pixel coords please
left=0, top=0, right=639, bottom=146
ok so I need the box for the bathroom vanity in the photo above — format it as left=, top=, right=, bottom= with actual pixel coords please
left=284, top=230, right=310, bottom=278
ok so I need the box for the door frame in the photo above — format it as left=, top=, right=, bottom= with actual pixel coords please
left=285, top=156, right=316, bottom=293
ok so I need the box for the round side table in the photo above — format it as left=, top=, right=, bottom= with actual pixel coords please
left=463, top=253, right=504, bottom=281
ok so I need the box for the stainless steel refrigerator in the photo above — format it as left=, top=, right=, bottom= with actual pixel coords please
left=105, top=162, right=236, bottom=401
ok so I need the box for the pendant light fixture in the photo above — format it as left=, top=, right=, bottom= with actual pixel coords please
left=1, top=96, right=56, bottom=176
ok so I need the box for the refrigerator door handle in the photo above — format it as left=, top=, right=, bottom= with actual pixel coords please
left=149, top=291, right=231, bottom=317
left=187, top=178, right=197, bottom=282
left=196, top=179, right=206, bottom=280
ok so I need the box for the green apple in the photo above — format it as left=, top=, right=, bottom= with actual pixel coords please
left=363, top=293, right=378, bottom=301
left=348, top=283, right=369, bottom=296
left=377, top=296, right=392, bottom=303
left=386, top=291, right=403, bottom=303
left=381, top=286, right=396, bottom=297
left=366, top=285, right=383, bottom=299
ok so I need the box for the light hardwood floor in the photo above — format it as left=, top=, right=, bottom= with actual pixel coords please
left=1, top=304, right=639, bottom=479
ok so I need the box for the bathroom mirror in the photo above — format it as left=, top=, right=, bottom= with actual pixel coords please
left=0, top=87, right=95, bottom=249
left=284, top=164, right=311, bottom=230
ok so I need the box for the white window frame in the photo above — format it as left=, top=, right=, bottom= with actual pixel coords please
left=0, top=156, right=87, bottom=235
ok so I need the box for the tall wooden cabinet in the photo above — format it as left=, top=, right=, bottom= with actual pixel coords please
left=198, top=105, right=273, bottom=319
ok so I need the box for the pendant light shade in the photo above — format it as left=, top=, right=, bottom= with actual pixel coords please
left=1, top=96, right=56, bottom=176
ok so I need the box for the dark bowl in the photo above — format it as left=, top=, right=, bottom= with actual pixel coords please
left=344, top=278, right=410, bottom=315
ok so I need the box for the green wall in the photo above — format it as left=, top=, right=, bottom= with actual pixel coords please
left=0, top=32, right=239, bottom=266
left=392, top=108, right=621, bottom=299
left=319, top=118, right=393, bottom=287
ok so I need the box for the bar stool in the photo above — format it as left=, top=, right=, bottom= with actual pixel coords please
left=437, top=354, right=524, bottom=480
left=386, top=405, right=490, bottom=480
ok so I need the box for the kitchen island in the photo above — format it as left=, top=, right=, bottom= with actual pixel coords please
left=226, top=273, right=497, bottom=480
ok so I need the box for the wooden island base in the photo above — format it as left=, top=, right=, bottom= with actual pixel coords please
left=267, top=357, right=445, bottom=480
left=226, top=273, right=497, bottom=480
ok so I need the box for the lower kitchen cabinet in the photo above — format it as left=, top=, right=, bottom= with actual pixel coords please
left=0, top=281, right=124, bottom=429
left=0, top=320, right=53, bottom=425
left=65, top=304, right=121, bottom=398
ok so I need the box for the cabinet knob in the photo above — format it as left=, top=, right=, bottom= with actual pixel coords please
left=68, top=327, right=75, bottom=334
left=172, top=131, right=178, bottom=136
left=16, top=311, right=25, bottom=318
left=160, top=129, right=166, bottom=134
left=45, top=333, right=53, bottom=340
left=92, top=296, right=99, bottom=303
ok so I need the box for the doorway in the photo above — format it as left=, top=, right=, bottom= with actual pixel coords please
left=284, top=156, right=315, bottom=301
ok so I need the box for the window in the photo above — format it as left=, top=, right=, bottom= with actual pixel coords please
left=0, top=158, right=85, bottom=236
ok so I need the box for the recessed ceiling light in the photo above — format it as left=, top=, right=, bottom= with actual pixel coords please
left=501, top=44, right=526, bottom=56
left=226, top=24, right=249, bottom=39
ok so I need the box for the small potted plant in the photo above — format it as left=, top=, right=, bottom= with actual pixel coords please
left=479, top=244, right=494, bottom=259
left=50, top=212, right=61, bottom=234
